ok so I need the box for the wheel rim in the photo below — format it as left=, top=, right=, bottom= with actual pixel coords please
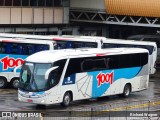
left=0, top=79, right=5, bottom=87
left=13, top=80, right=19, bottom=88
left=64, top=94, right=70, bottom=105
left=125, top=87, right=130, bottom=96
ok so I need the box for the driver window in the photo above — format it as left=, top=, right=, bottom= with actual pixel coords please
left=49, top=59, right=66, bottom=87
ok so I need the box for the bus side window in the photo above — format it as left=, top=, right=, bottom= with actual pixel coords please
left=0, top=43, right=1, bottom=53
left=43, top=45, right=49, bottom=50
left=6, top=43, right=12, bottom=54
left=17, top=44, right=27, bottom=55
left=22, top=44, right=27, bottom=55
left=85, top=42, right=97, bottom=48
left=66, top=41, right=73, bottom=48
left=56, top=41, right=66, bottom=49
left=82, top=57, right=108, bottom=72
left=141, top=53, right=148, bottom=66
left=64, top=58, right=83, bottom=78
left=74, top=42, right=84, bottom=48
left=49, top=59, right=67, bottom=87
left=102, top=43, right=118, bottom=48
left=26, top=44, right=35, bottom=55
left=81, top=59, right=94, bottom=72
left=106, top=56, right=120, bottom=69
left=1, top=43, right=7, bottom=53
left=12, top=43, right=18, bottom=54
left=119, top=54, right=131, bottom=68
left=36, top=45, right=49, bottom=52
left=130, top=54, right=141, bottom=67
left=35, top=45, right=41, bottom=52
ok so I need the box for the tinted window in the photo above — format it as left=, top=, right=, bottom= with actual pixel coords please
left=107, top=55, right=120, bottom=69
left=103, top=43, right=153, bottom=55
left=55, top=41, right=97, bottom=49
left=82, top=58, right=107, bottom=72
left=141, top=53, right=148, bottom=66
left=65, top=58, right=83, bottom=78
left=65, top=53, right=148, bottom=77
left=119, top=53, right=148, bottom=68
left=119, top=54, right=131, bottom=68
left=130, top=54, right=141, bottom=67
left=0, top=42, right=49, bottom=55
left=48, top=59, right=66, bottom=87
left=102, top=43, right=118, bottom=48
left=85, top=42, right=97, bottom=48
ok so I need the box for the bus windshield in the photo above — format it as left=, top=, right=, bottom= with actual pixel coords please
left=19, top=62, right=54, bottom=92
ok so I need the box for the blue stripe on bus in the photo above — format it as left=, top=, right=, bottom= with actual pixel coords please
left=88, top=67, right=141, bottom=98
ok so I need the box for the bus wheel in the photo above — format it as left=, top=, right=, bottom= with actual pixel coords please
left=61, top=92, right=71, bottom=107
left=122, top=84, right=131, bottom=98
left=11, top=78, right=19, bottom=89
left=0, top=77, right=7, bottom=89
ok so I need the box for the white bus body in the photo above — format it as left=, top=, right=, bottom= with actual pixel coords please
left=0, top=38, right=56, bottom=88
left=18, top=48, right=149, bottom=106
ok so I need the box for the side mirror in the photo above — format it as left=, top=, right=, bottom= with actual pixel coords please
left=14, top=65, right=22, bottom=76
left=45, top=66, right=59, bottom=80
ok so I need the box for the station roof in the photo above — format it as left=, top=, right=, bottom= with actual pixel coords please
left=105, top=0, right=160, bottom=17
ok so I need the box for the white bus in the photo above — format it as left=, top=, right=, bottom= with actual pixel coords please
left=0, top=38, right=56, bottom=88
left=17, top=48, right=149, bottom=107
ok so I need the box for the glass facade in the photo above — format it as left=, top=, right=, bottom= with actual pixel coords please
left=0, top=0, right=69, bottom=7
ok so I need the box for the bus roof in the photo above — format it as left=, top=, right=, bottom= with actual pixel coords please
left=0, top=38, right=56, bottom=44
left=0, top=33, right=101, bottom=42
left=0, top=33, right=156, bottom=46
left=26, top=48, right=148, bottom=63
left=0, top=33, right=59, bottom=40
left=104, top=38, right=157, bottom=46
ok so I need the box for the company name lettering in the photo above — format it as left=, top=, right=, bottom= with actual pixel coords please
left=96, top=71, right=114, bottom=87
left=0, top=56, right=24, bottom=70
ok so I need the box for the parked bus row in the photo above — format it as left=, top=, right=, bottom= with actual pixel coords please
left=0, top=33, right=157, bottom=89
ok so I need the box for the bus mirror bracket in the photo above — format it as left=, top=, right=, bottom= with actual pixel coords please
left=45, top=66, right=59, bottom=80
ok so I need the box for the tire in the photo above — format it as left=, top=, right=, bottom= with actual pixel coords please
left=0, top=77, right=7, bottom=89
left=11, top=78, right=19, bottom=89
left=122, top=84, right=131, bottom=98
left=61, top=92, right=71, bottom=107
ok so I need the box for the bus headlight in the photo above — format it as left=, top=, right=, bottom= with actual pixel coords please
left=18, top=97, right=21, bottom=101
left=41, top=100, right=45, bottom=103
